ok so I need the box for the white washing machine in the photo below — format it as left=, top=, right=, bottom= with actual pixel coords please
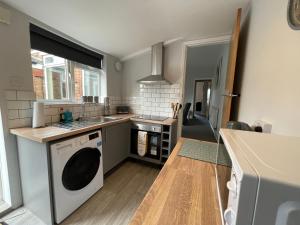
left=50, top=130, right=103, bottom=224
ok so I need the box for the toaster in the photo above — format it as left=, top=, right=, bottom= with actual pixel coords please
left=116, top=106, right=130, bottom=114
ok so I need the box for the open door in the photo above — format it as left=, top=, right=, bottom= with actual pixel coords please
left=221, top=8, right=242, bottom=128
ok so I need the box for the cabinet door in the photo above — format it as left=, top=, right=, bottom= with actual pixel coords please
left=102, top=122, right=130, bottom=174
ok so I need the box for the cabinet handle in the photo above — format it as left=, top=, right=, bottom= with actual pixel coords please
left=222, top=93, right=240, bottom=97
left=102, top=129, right=106, bottom=144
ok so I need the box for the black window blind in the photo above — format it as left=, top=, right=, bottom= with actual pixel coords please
left=30, top=23, right=103, bottom=69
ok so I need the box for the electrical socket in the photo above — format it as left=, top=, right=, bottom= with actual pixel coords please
left=253, top=120, right=272, bottom=133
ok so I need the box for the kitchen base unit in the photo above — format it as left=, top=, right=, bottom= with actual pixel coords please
left=16, top=130, right=104, bottom=225
left=16, top=137, right=54, bottom=225
left=130, top=121, right=177, bottom=165
left=102, top=122, right=131, bottom=174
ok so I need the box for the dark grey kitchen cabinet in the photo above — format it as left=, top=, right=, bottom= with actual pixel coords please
left=102, top=122, right=131, bottom=174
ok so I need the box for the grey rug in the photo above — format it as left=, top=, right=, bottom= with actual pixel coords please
left=178, top=139, right=231, bottom=166
left=182, top=116, right=217, bottom=143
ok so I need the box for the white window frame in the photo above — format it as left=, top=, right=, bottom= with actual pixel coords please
left=31, top=51, right=103, bottom=104
left=82, top=69, right=101, bottom=97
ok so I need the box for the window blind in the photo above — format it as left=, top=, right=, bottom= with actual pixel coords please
left=30, top=23, right=103, bottom=69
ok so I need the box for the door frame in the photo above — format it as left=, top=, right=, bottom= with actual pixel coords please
left=178, top=35, right=230, bottom=137
left=193, top=79, right=212, bottom=118
left=221, top=8, right=242, bottom=128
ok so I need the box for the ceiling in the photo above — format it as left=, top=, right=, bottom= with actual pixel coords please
left=4, top=0, right=250, bottom=59
left=187, top=44, right=226, bottom=74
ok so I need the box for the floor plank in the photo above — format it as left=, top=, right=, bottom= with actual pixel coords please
left=1, top=161, right=159, bottom=225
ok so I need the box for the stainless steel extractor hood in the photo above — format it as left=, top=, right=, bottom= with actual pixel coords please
left=137, top=42, right=170, bottom=84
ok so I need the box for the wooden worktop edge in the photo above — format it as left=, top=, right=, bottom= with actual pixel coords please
left=10, top=115, right=178, bottom=143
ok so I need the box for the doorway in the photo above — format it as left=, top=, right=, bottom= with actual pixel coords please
left=193, top=80, right=212, bottom=119
left=181, top=43, right=230, bottom=142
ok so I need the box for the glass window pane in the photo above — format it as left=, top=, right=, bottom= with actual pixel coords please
left=72, top=63, right=101, bottom=101
left=31, top=50, right=46, bottom=100
left=31, top=50, right=102, bottom=102
left=45, top=66, right=67, bottom=100
left=83, top=70, right=100, bottom=96
left=31, top=50, right=68, bottom=100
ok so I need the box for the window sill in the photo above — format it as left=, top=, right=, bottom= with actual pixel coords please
left=37, top=100, right=103, bottom=106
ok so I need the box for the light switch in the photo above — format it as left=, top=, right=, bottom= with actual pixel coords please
left=0, top=6, right=11, bottom=25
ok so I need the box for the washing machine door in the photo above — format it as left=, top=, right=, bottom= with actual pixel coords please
left=62, top=147, right=101, bottom=191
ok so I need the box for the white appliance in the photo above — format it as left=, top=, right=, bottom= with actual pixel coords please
left=50, top=130, right=103, bottom=223
left=215, top=129, right=300, bottom=225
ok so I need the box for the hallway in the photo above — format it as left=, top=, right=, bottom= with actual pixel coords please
left=182, top=115, right=217, bottom=143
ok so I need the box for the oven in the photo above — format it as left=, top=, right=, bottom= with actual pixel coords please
left=131, top=122, right=161, bottom=160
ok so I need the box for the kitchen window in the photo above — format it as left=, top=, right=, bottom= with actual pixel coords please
left=31, top=50, right=102, bottom=101
left=30, top=24, right=103, bottom=102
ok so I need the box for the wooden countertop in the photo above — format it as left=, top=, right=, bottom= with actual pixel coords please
left=129, top=138, right=222, bottom=225
left=130, top=117, right=177, bottom=126
left=10, top=114, right=177, bottom=143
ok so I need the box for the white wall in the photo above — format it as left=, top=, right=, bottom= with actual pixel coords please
left=106, top=54, right=122, bottom=98
left=122, top=40, right=184, bottom=95
left=0, top=1, right=32, bottom=207
left=236, top=0, right=300, bottom=136
left=122, top=52, right=151, bottom=97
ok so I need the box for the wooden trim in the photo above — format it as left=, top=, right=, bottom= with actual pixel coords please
left=221, top=8, right=242, bottom=128
left=179, top=35, right=231, bottom=137
left=184, top=35, right=231, bottom=47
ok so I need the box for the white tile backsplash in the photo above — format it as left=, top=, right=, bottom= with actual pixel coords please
left=18, top=109, right=33, bottom=118
left=7, top=100, right=31, bottom=110
left=8, top=110, right=19, bottom=120
left=16, top=91, right=36, bottom=101
left=9, top=118, right=32, bottom=129
left=6, top=84, right=181, bottom=128
left=122, top=82, right=182, bottom=117
left=6, top=90, right=117, bottom=128
left=44, top=107, right=59, bottom=116
left=5, top=90, right=17, bottom=101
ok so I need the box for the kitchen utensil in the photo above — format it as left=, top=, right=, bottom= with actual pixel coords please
left=104, top=97, right=110, bottom=115
left=174, top=103, right=179, bottom=118
left=174, top=103, right=182, bottom=119
left=171, top=103, right=176, bottom=118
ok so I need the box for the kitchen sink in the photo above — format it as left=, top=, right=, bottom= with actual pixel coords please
left=53, top=116, right=123, bottom=130
left=103, top=116, right=122, bottom=121
left=80, top=116, right=121, bottom=123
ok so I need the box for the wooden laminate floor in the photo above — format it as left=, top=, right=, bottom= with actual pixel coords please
left=1, top=161, right=160, bottom=225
